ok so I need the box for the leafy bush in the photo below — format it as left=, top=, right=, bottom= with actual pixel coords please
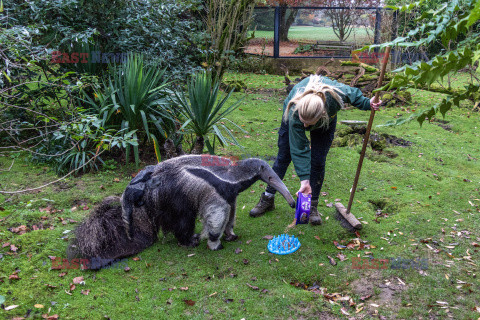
left=227, top=55, right=268, bottom=74
left=369, top=0, right=480, bottom=126
left=2, top=0, right=204, bottom=81
left=33, top=114, right=138, bottom=175
left=294, top=44, right=314, bottom=54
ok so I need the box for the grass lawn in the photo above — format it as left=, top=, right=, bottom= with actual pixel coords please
left=251, top=26, right=372, bottom=43
left=1, top=71, right=480, bottom=319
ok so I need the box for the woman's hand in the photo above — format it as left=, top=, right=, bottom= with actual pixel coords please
left=370, top=97, right=382, bottom=111
left=297, top=180, right=312, bottom=196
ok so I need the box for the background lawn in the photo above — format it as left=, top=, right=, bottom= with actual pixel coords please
left=1, top=71, right=480, bottom=319
left=251, top=26, right=373, bottom=44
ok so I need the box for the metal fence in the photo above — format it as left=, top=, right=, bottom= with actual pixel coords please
left=246, top=6, right=428, bottom=65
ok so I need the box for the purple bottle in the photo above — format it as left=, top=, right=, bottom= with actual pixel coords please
left=295, top=193, right=311, bottom=225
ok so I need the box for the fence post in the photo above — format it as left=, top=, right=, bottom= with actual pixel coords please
left=274, top=6, right=280, bottom=58
left=374, top=7, right=382, bottom=53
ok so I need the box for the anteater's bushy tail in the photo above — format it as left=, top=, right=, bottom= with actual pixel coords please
left=67, top=196, right=159, bottom=269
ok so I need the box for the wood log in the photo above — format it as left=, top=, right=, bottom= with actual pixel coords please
left=340, top=60, right=379, bottom=73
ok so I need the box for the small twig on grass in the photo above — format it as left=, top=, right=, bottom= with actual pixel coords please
left=0, top=159, right=15, bottom=172
left=0, top=150, right=105, bottom=195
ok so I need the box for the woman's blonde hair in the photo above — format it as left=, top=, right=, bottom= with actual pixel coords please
left=283, top=76, right=344, bottom=128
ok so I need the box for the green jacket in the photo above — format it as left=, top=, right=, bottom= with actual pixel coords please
left=283, top=76, right=371, bottom=181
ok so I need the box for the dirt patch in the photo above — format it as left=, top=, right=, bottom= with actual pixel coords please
left=334, top=125, right=412, bottom=149
left=372, top=133, right=412, bottom=148
left=430, top=118, right=453, bottom=131
left=368, top=199, right=399, bottom=215
left=332, top=125, right=412, bottom=161
left=435, top=123, right=453, bottom=131
left=288, top=302, right=341, bottom=320
left=53, top=181, right=77, bottom=192
left=351, top=274, right=408, bottom=317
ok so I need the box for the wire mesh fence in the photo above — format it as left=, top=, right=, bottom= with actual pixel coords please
left=245, top=6, right=429, bottom=65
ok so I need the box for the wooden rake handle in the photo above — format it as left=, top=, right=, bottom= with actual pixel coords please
left=346, top=46, right=392, bottom=214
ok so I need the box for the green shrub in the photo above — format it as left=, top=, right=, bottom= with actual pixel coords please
left=2, top=0, right=204, bottom=81
left=33, top=114, right=138, bottom=175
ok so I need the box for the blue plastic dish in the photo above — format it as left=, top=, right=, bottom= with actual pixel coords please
left=267, top=234, right=301, bottom=255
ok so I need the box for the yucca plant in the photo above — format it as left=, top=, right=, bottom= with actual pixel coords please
left=103, top=53, right=172, bottom=166
left=174, top=70, right=246, bottom=154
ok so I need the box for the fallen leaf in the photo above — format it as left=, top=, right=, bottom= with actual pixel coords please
left=9, top=273, right=20, bottom=280
left=58, top=272, right=67, bottom=277
left=81, top=289, right=90, bottom=295
left=263, top=235, right=274, bottom=240
left=333, top=241, right=346, bottom=250
left=314, top=235, right=321, bottom=240
left=184, top=299, right=196, bottom=306
left=72, top=276, right=84, bottom=284
left=336, top=253, right=347, bottom=261
left=113, top=178, right=120, bottom=182
left=340, top=307, right=350, bottom=316
left=10, top=225, right=28, bottom=235
left=360, top=294, right=372, bottom=301
left=327, top=256, right=337, bottom=266
left=10, top=244, right=18, bottom=252
left=34, top=304, right=44, bottom=308
left=246, top=283, right=259, bottom=290
left=69, top=284, right=76, bottom=291
left=235, top=248, right=243, bottom=254
left=243, top=259, right=249, bottom=265
left=4, top=305, right=19, bottom=311
left=132, top=257, right=141, bottom=261
left=124, top=267, right=131, bottom=272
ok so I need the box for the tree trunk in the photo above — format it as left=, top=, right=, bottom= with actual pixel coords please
left=279, top=6, right=298, bottom=42
left=191, top=136, right=204, bottom=154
